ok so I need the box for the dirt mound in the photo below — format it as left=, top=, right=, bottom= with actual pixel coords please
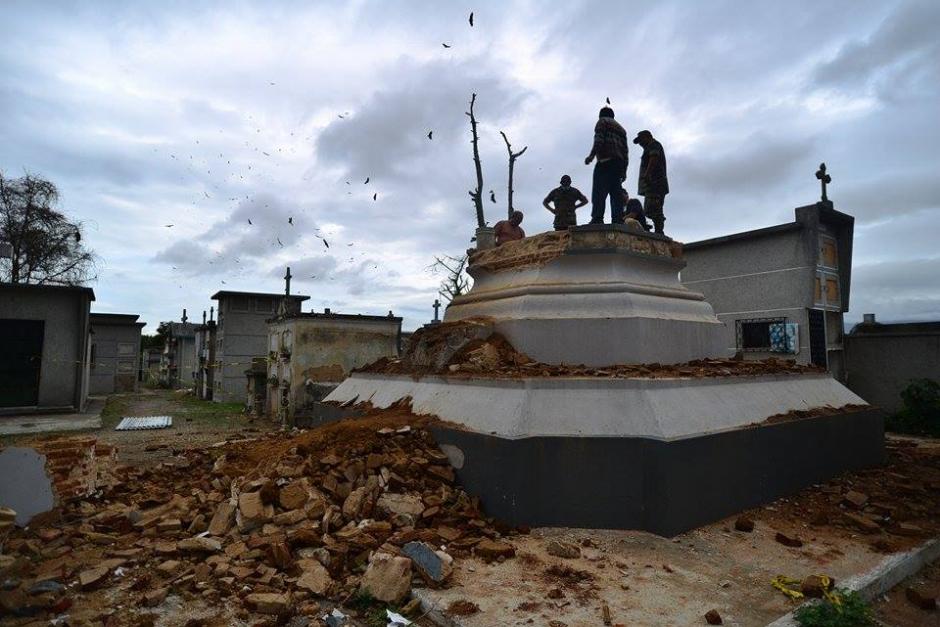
left=0, top=408, right=521, bottom=623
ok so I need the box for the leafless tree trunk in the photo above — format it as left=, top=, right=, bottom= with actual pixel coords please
left=499, top=131, right=528, bottom=218
left=428, top=255, right=471, bottom=302
left=0, top=171, right=96, bottom=285
left=466, top=93, right=486, bottom=228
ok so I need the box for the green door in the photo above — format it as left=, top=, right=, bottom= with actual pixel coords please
left=0, top=319, right=44, bottom=407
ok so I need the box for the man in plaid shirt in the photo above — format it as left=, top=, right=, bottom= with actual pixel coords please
left=584, top=107, right=628, bottom=224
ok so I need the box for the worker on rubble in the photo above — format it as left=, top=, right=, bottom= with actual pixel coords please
left=494, top=210, right=526, bottom=246
left=543, top=175, right=588, bottom=231
left=584, top=106, right=628, bottom=225
left=633, top=129, right=669, bottom=234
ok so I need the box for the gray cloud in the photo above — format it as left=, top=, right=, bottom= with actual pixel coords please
left=812, top=1, right=940, bottom=93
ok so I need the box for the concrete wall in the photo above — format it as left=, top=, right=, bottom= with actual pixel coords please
left=845, top=331, right=940, bottom=413
left=268, top=315, right=401, bottom=421
left=89, top=317, right=143, bottom=395
left=0, top=287, right=92, bottom=411
left=215, top=295, right=282, bottom=403
left=682, top=228, right=816, bottom=362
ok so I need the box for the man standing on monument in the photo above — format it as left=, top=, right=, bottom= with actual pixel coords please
left=543, top=175, right=588, bottom=231
left=633, top=130, right=669, bottom=234
left=494, top=210, right=525, bottom=246
left=584, top=107, right=628, bottom=225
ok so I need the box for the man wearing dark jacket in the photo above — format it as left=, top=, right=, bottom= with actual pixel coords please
left=634, top=130, right=669, bottom=234
left=584, top=107, right=628, bottom=225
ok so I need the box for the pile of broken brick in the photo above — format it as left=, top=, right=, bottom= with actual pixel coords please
left=365, top=330, right=823, bottom=380
left=0, top=412, right=519, bottom=623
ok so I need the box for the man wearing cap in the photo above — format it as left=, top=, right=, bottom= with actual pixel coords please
left=584, top=107, right=628, bottom=225
left=633, top=130, right=669, bottom=234
left=543, top=175, right=589, bottom=231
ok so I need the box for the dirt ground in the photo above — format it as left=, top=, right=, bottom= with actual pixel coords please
left=2, top=389, right=276, bottom=467
left=2, top=398, right=939, bottom=627
left=874, top=559, right=940, bottom=626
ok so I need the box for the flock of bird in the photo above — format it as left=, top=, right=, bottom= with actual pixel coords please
left=152, top=11, right=502, bottom=296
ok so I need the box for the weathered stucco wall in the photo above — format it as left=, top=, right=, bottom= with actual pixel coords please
left=89, top=318, right=143, bottom=395
left=846, top=331, right=940, bottom=413
left=0, top=287, right=92, bottom=410
left=267, top=315, right=401, bottom=421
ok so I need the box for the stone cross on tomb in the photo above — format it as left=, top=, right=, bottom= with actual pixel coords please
left=284, top=266, right=292, bottom=296
left=209, top=306, right=214, bottom=322
left=202, top=310, right=206, bottom=325
left=815, top=163, right=832, bottom=202
left=181, top=308, right=188, bottom=323
left=433, top=299, right=442, bottom=323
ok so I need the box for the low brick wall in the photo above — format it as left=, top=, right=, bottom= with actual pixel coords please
left=30, top=436, right=119, bottom=502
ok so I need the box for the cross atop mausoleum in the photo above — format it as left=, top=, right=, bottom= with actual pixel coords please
left=432, top=299, right=442, bottom=323
left=284, top=266, right=292, bottom=296
left=181, top=308, right=188, bottom=323
left=815, top=163, right=832, bottom=203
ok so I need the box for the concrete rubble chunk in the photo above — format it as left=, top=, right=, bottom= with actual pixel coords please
left=545, top=539, right=581, bottom=559
left=279, top=479, right=313, bottom=511
left=842, top=490, right=869, bottom=510
left=342, top=485, right=374, bottom=520
left=296, top=559, right=333, bottom=596
left=376, top=493, right=425, bottom=521
left=238, top=490, right=273, bottom=532
left=79, top=565, right=110, bottom=590
left=733, top=517, right=754, bottom=532
left=177, top=536, right=222, bottom=552
left=246, top=592, right=291, bottom=614
left=402, top=541, right=453, bottom=584
left=359, top=552, right=412, bottom=603
left=207, top=501, right=236, bottom=536
left=705, top=608, right=723, bottom=624
left=143, top=586, right=168, bottom=607
left=475, top=538, right=516, bottom=561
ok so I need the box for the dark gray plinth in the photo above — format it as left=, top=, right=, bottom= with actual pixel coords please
left=431, top=408, right=884, bottom=537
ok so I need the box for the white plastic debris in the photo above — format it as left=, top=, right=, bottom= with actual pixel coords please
left=386, top=609, right=412, bottom=626
left=115, top=416, right=172, bottom=431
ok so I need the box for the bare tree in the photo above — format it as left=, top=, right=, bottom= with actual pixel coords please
left=499, top=130, right=528, bottom=218
left=0, top=172, right=96, bottom=285
left=466, top=93, right=486, bottom=228
left=429, top=255, right=471, bottom=302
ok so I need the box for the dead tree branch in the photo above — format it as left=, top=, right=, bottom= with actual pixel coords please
left=499, top=131, right=528, bottom=218
left=465, top=93, right=486, bottom=228
left=428, top=255, right=471, bottom=303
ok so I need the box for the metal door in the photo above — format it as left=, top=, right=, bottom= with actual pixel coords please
left=0, top=319, right=45, bottom=407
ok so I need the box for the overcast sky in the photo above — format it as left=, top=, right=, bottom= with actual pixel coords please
left=2, top=0, right=938, bottom=331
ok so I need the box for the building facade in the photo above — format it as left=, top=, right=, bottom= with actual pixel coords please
left=0, top=283, right=95, bottom=414
left=845, top=315, right=940, bottom=413
left=193, top=312, right=217, bottom=401
left=89, top=313, right=145, bottom=395
left=267, top=309, right=402, bottom=423
left=211, top=291, right=309, bottom=403
left=159, top=321, right=197, bottom=389
left=682, top=201, right=854, bottom=380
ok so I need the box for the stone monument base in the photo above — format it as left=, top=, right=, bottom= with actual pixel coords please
left=325, top=373, right=884, bottom=536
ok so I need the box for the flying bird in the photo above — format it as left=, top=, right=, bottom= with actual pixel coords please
left=338, top=114, right=345, bottom=119
left=248, top=219, right=252, bottom=225
left=164, top=224, right=174, bottom=228
left=277, top=237, right=284, bottom=247
left=373, top=193, right=377, bottom=201
left=469, top=12, right=473, bottom=26
left=323, top=239, right=330, bottom=248
left=489, top=190, right=496, bottom=203
left=606, top=97, right=611, bottom=104
left=442, top=43, right=451, bottom=48
left=427, top=131, right=433, bottom=140
left=364, top=177, right=370, bottom=184
left=288, top=217, right=293, bottom=225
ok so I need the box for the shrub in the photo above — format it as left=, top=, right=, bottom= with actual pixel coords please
left=794, top=589, right=874, bottom=627
left=885, top=378, right=940, bottom=437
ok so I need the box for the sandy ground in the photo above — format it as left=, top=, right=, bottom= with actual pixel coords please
left=415, top=518, right=896, bottom=627
left=874, top=559, right=940, bottom=626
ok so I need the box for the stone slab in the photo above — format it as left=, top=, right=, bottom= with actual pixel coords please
left=430, top=407, right=884, bottom=536
left=325, top=372, right=867, bottom=441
